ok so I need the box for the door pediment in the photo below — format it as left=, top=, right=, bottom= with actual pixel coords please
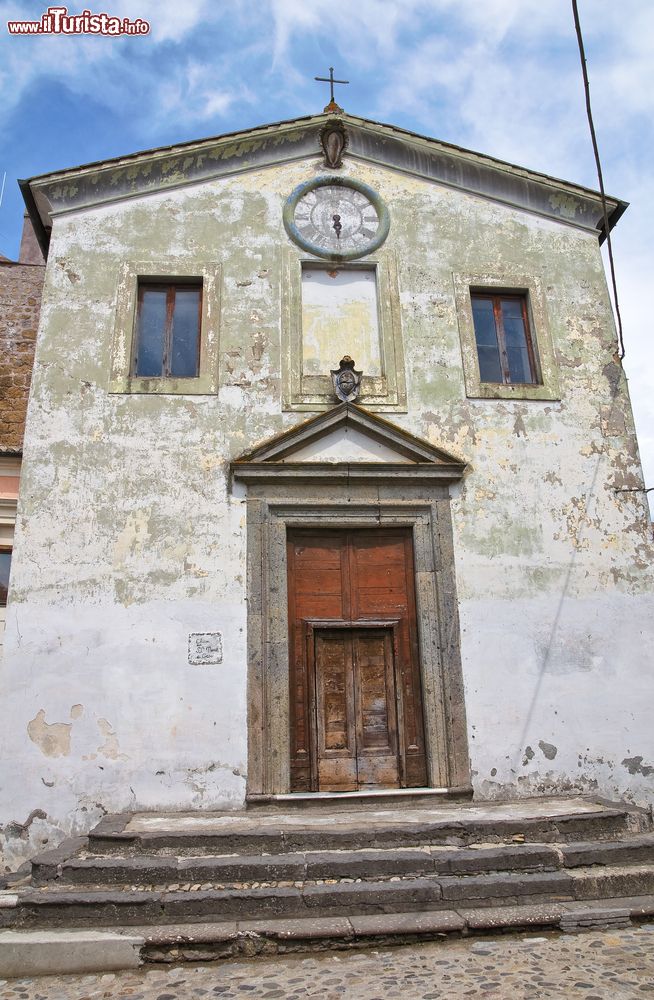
left=231, top=403, right=467, bottom=485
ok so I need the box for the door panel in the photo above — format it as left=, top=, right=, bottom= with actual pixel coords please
left=355, top=631, right=394, bottom=751
left=313, top=630, right=358, bottom=791
left=287, top=529, right=427, bottom=791
left=313, top=627, right=399, bottom=791
left=353, top=628, right=400, bottom=788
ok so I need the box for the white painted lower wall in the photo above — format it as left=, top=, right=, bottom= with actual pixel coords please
left=0, top=597, right=248, bottom=871
left=460, top=593, right=654, bottom=807
left=2, top=583, right=653, bottom=871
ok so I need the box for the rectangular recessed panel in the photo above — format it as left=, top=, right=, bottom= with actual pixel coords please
left=355, top=631, right=394, bottom=751
left=356, top=588, right=408, bottom=615
left=294, top=568, right=343, bottom=596
left=301, top=267, right=382, bottom=376
left=354, top=538, right=406, bottom=565
left=292, top=537, right=343, bottom=566
left=314, top=630, right=357, bottom=791
left=316, top=632, right=353, bottom=753
left=295, top=596, right=344, bottom=620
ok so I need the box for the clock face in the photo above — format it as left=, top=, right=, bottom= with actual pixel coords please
left=283, top=177, right=390, bottom=261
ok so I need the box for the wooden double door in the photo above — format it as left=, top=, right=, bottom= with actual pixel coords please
left=287, top=529, right=428, bottom=792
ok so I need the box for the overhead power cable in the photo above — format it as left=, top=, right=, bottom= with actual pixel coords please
left=572, top=0, right=625, bottom=360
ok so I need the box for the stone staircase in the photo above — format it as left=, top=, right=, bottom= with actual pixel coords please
left=1, top=795, right=654, bottom=975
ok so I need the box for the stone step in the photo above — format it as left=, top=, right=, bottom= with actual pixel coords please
left=5, top=896, right=654, bottom=975
left=138, top=894, right=654, bottom=960
left=0, top=873, right=573, bottom=928
left=32, top=843, right=564, bottom=887
left=560, top=834, right=654, bottom=868
left=0, top=913, right=460, bottom=977
left=87, top=799, right=646, bottom=856
left=5, top=864, right=654, bottom=930
left=32, top=832, right=654, bottom=889
left=5, top=896, right=654, bottom=977
left=2, top=796, right=652, bottom=977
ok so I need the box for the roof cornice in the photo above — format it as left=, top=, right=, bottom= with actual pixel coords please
left=21, top=112, right=627, bottom=257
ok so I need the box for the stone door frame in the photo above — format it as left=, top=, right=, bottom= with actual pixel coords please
left=231, top=403, right=471, bottom=798
left=240, top=489, right=470, bottom=797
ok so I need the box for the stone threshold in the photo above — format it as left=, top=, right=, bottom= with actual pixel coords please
left=246, top=785, right=473, bottom=807
left=104, top=795, right=632, bottom=837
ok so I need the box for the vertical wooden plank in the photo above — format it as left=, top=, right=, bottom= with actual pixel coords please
left=313, top=629, right=357, bottom=791
left=350, top=529, right=427, bottom=788
left=354, top=629, right=400, bottom=788
left=288, top=530, right=347, bottom=791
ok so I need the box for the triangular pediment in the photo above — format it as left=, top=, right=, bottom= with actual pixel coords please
left=231, top=403, right=466, bottom=486
left=278, top=424, right=415, bottom=464
left=24, top=112, right=624, bottom=257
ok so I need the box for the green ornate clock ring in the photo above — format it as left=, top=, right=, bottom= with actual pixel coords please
left=283, top=176, right=390, bottom=261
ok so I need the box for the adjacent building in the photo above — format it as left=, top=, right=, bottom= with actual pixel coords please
left=0, top=216, right=44, bottom=654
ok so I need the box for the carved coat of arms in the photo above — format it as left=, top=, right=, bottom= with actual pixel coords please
left=331, top=356, right=362, bottom=403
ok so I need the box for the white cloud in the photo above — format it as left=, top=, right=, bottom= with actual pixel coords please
left=0, top=0, right=233, bottom=129
left=268, top=0, right=438, bottom=68
left=128, top=0, right=215, bottom=43
left=157, top=61, right=255, bottom=125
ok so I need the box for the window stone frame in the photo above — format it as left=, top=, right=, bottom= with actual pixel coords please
left=453, top=271, right=560, bottom=402
left=109, top=259, right=221, bottom=395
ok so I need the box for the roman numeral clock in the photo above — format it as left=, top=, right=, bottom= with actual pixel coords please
left=283, top=176, right=390, bottom=261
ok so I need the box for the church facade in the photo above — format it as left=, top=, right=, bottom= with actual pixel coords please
left=1, top=112, right=653, bottom=870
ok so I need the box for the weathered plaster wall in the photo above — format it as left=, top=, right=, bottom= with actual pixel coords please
left=2, top=153, right=653, bottom=868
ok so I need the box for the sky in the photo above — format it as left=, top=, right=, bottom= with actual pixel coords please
left=0, top=0, right=652, bottom=507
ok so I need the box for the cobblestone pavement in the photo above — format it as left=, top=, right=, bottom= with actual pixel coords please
left=1, top=926, right=654, bottom=999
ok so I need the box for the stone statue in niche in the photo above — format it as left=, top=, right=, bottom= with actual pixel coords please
left=331, top=356, right=362, bottom=403
left=319, top=120, right=348, bottom=169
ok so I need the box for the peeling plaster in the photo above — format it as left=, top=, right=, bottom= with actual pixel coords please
left=97, top=719, right=128, bottom=761
left=27, top=711, right=72, bottom=758
left=2, top=809, right=47, bottom=841
left=513, top=413, right=527, bottom=438
left=55, top=258, right=80, bottom=284
left=548, top=192, right=580, bottom=218
left=112, top=511, right=152, bottom=567
left=622, top=756, right=654, bottom=777
left=538, top=741, right=558, bottom=760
